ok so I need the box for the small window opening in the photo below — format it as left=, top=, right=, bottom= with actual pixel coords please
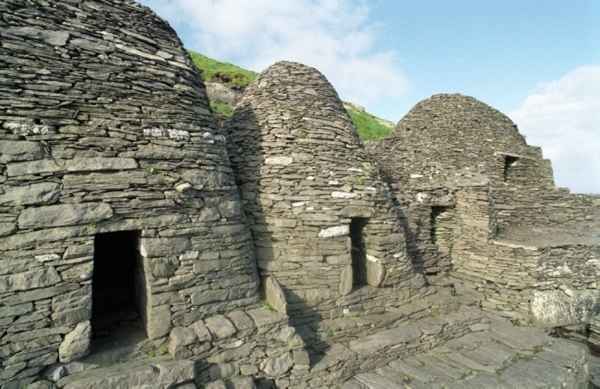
left=92, top=230, right=147, bottom=346
left=350, top=218, right=369, bottom=287
left=504, top=155, right=519, bottom=181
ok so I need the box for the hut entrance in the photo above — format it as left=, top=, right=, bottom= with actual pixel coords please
left=431, top=206, right=455, bottom=255
left=350, top=218, right=369, bottom=287
left=92, top=230, right=147, bottom=345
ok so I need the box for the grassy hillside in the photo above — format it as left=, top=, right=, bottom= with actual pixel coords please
left=189, top=51, right=257, bottom=89
left=189, top=51, right=394, bottom=140
left=345, top=105, right=393, bottom=140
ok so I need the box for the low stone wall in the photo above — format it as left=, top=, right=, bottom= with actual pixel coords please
left=452, top=239, right=600, bottom=326
left=167, top=306, right=309, bottom=387
left=494, top=187, right=600, bottom=231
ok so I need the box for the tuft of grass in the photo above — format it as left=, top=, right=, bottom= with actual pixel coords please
left=210, top=100, right=234, bottom=118
left=189, top=51, right=257, bottom=89
left=346, top=106, right=393, bottom=141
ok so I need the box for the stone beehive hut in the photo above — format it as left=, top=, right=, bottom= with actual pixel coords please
left=0, top=0, right=259, bottom=384
left=227, top=62, right=425, bottom=323
left=369, top=93, right=600, bottom=334
left=374, top=93, right=555, bottom=191
left=368, top=93, right=557, bottom=274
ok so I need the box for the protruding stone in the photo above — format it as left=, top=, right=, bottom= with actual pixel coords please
left=263, top=276, right=287, bottom=314
left=366, top=261, right=386, bottom=287
left=147, top=304, right=172, bottom=339
left=59, top=321, right=91, bottom=363
left=339, top=265, right=354, bottom=295
left=531, top=289, right=600, bottom=327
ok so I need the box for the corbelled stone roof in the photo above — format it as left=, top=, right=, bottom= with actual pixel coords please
left=227, top=61, right=423, bottom=322
left=369, top=93, right=548, bottom=189
left=0, top=1, right=258, bottom=385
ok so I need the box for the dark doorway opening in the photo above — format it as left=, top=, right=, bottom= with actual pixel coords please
left=504, top=155, right=519, bottom=181
left=431, top=206, right=454, bottom=255
left=92, top=230, right=147, bottom=345
left=350, top=218, right=369, bottom=287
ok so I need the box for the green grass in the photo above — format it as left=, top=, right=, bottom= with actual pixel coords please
left=189, top=51, right=257, bottom=89
left=210, top=100, right=234, bottom=117
left=346, top=106, right=393, bottom=141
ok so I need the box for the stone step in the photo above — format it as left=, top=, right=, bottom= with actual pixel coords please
left=343, top=316, right=591, bottom=389
left=53, top=358, right=194, bottom=389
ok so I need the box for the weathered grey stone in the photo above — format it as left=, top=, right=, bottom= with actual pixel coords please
left=191, top=289, right=229, bottom=306
left=318, top=225, right=349, bottom=238
left=147, top=304, right=172, bottom=339
left=260, top=352, right=293, bottom=377
left=263, top=276, right=287, bottom=314
left=191, top=320, right=213, bottom=342
left=0, top=302, right=33, bottom=318
left=168, top=327, right=197, bottom=356
left=229, top=377, right=256, bottom=389
left=366, top=260, right=386, bottom=287
left=0, top=267, right=61, bottom=293
left=246, top=308, right=284, bottom=332
left=154, top=360, right=195, bottom=387
left=205, top=315, right=236, bottom=339
left=0, top=183, right=61, bottom=206
left=26, top=380, right=55, bottom=389
left=531, top=289, right=600, bottom=327
left=339, top=265, right=353, bottom=295
left=140, top=237, right=190, bottom=257
left=264, top=156, right=293, bottom=166
left=225, top=310, right=255, bottom=332
left=0, top=140, right=43, bottom=163
left=150, top=257, right=178, bottom=278
left=43, top=364, right=67, bottom=382
left=59, top=321, right=91, bottom=363
left=18, top=203, right=113, bottom=229
left=0, top=222, right=16, bottom=237
left=7, top=158, right=138, bottom=176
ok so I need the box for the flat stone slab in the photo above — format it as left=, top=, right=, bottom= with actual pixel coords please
left=343, top=316, right=591, bottom=389
left=56, top=358, right=194, bottom=389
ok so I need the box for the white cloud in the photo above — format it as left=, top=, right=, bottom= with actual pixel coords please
left=510, top=65, right=600, bottom=194
left=140, top=0, right=407, bottom=110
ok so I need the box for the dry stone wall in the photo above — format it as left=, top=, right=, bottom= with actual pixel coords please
left=0, top=1, right=259, bottom=386
left=226, top=62, right=425, bottom=325
left=368, top=93, right=600, bottom=333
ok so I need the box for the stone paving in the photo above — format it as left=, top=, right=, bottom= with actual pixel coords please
left=343, top=316, right=590, bottom=389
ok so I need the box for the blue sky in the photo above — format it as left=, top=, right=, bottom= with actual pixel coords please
left=369, top=1, right=600, bottom=117
left=141, top=0, right=599, bottom=193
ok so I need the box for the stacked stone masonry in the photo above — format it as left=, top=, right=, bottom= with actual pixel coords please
left=226, top=62, right=426, bottom=327
left=368, top=93, right=600, bottom=345
left=0, top=1, right=259, bottom=387
left=0, top=1, right=598, bottom=388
